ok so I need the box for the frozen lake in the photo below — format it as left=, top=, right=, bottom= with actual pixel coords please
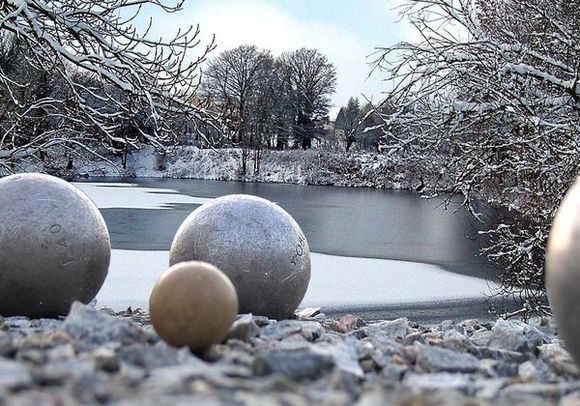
left=74, top=179, right=505, bottom=322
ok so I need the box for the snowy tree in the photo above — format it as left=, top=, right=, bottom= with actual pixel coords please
left=0, top=0, right=215, bottom=172
left=336, top=99, right=389, bottom=151
left=356, top=102, right=385, bottom=151
left=338, top=97, right=361, bottom=151
left=373, top=0, right=579, bottom=316
left=202, top=45, right=276, bottom=174
left=277, top=48, right=337, bottom=149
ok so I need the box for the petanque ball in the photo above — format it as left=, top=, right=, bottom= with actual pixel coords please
left=169, top=194, right=311, bottom=320
left=0, top=173, right=110, bottom=317
left=546, top=177, right=580, bottom=366
left=149, top=261, right=238, bottom=352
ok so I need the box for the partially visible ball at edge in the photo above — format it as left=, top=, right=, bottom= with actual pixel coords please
left=0, top=173, right=110, bottom=317
left=546, top=177, right=580, bottom=366
left=149, top=261, right=239, bottom=352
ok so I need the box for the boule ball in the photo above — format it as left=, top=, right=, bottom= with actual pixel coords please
left=0, top=173, right=110, bottom=317
left=149, top=261, right=238, bottom=351
left=170, top=194, right=310, bottom=320
left=546, top=177, right=580, bottom=366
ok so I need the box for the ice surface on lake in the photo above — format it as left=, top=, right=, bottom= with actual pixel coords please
left=73, top=182, right=213, bottom=209
left=80, top=180, right=497, bottom=313
left=96, top=250, right=496, bottom=311
left=304, top=253, right=496, bottom=308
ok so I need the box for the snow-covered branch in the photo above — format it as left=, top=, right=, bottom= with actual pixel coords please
left=0, top=0, right=217, bottom=169
left=372, top=0, right=579, bottom=317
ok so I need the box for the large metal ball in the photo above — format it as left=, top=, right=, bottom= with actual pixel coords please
left=149, top=261, right=238, bottom=352
left=0, top=173, right=110, bottom=317
left=546, top=177, right=580, bottom=366
left=170, top=194, right=311, bottom=320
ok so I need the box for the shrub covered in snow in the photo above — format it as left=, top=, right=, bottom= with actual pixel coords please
left=373, top=0, right=579, bottom=317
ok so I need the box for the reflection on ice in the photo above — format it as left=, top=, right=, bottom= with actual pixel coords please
left=96, top=249, right=496, bottom=312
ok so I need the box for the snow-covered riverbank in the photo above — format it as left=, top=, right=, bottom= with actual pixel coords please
left=7, top=145, right=438, bottom=191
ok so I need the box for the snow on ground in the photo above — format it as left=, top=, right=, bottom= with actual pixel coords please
left=303, top=253, right=496, bottom=308
left=97, top=249, right=496, bottom=312
left=4, top=144, right=431, bottom=191
left=72, top=182, right=213, bottom=209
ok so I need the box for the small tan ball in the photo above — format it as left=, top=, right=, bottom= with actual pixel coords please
left=149, top=261, right=238, bottom=352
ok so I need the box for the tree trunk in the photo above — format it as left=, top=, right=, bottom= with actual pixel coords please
left=241, top=148, right=248, bottom=176
left=122, top=149, right=128, bottom=169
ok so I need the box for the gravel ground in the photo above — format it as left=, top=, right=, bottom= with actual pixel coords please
left=0, top=302, right=578, bottom=405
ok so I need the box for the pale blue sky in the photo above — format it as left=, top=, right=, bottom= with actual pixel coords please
left=144, top=1, right=417, bottom=117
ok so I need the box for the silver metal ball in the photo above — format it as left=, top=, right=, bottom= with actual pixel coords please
left=546, top=177, right=580, bottom=366
left=0, top=173, right=110, bottom=317
left=170, top=194, right=311, bottom=320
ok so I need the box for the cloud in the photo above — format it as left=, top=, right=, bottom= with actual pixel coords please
left=190, top=1, right=302, bottom=53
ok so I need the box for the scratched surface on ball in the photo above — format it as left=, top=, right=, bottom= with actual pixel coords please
left=0, top=173, right=110, bottom=317
left=170, top=194, right=310, bottom=319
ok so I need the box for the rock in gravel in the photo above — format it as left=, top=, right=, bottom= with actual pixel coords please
left=228, top=314, right=260, bottom=343
left=0, top=331, right=14, bottom=357
left=403, top=331, right=425, bottom=345
left=312, top=340, right=364, bottom=378
left=560, top=391, right=580, bottom=406
left=442, top=329, right=473, bottom=352
left=457, top=319, right=487, bottom=334
left=523, top=325, right=551, bottom=349
left=333, top=314, right=359, bottom=333
left=0, top=359, right=32, bottom=390
left=538, top=343, right=580, bottom=377
left=499, top=383, right=569, bottom=405
left=259, top=320, right=324, bottom=342
left=295, top=307, right=321, bottom=319
left=141, top=363, right=218, bottom=394
left=519, top=361, right=541, bottom=382
left=252, top=350, right=335, bottom=380
left=489, top=319, right=543, bottom=353
left=416, top=344, right=480, bottom=373
left=36, top=358, right=97, bottom=384
left=363, top=318, right=410, bottom=342
left=478, top=358, right=519, bottom=378
left=3, top=317, right=33, bottom=330
left=403, top=372, right=473, bottom=391
left=118, top=343, right=199, bottom=371
left=2, top=391, right=79, bottom=406
left=470, top=329, right=493, bottom=347
left=62, top=302, right=151, bottom=346
left=251, top=316, right=271, bottom=327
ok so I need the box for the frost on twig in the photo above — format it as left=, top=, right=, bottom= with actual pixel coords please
left=0, top=0, right=217, bottom=170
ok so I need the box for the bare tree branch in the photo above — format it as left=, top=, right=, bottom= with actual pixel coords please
left=0, top=0, right=217, bottom=171
left=372, top=0, right=579, bottom=318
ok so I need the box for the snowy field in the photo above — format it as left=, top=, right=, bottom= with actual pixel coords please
left=79, top=182, right=498, bottom=313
